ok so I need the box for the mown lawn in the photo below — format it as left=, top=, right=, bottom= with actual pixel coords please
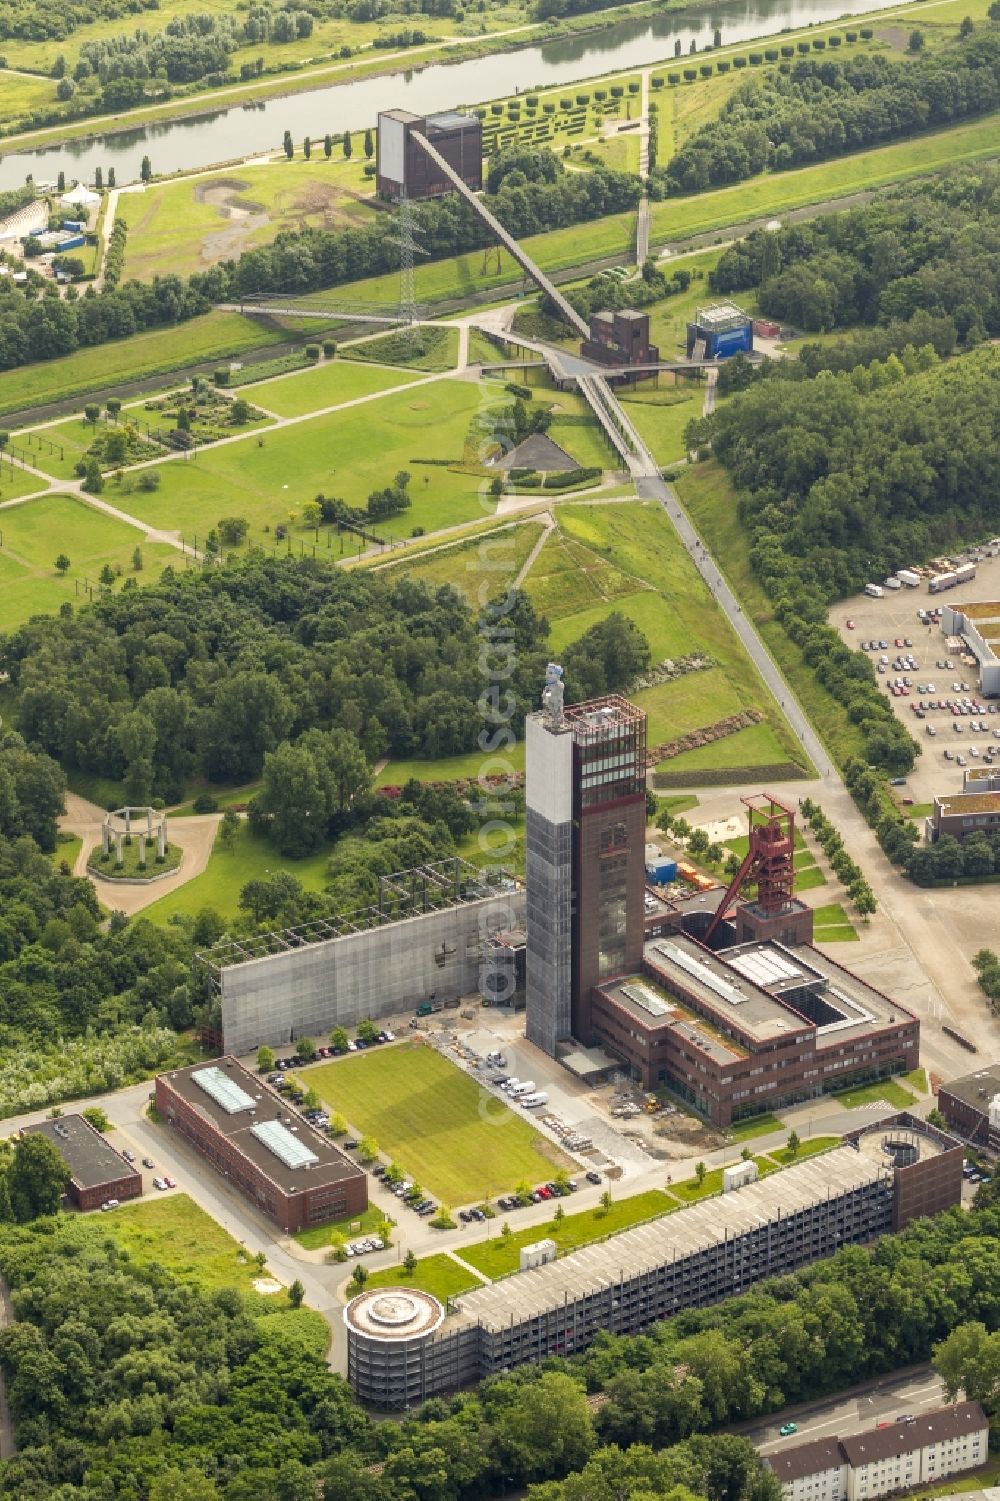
left=309, top=1042, right=567, bottom=1205
left=768, top=1135, right=840, bottom=1166
left=109, top=377, right=505, bottom=546
left=361, top=1253, right=481, bottom=1303
left=377, top=518, right=544, bottom=609
left=618, top=387, right=701, bottom=466
left=727, top=1112, right=783, bottom=1141
left=460, top=1188, right=675, bottom=1279
left=244, top=358, right=425, bottom=419
left=375, top=741, right=526, bottom=786
left=143, top=820, right=334, bottom=923
left=294, top=1202, right=388, bottom=1251
left=831, top=1078, right=916, bottom=1109
left=344, top=325, right=461, bottom=373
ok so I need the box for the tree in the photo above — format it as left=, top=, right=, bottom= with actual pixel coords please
left=330, top=1112, right=348, bottom=1136
left=303, top=135, right=311, bottom=160
left=934, top=1322, right=1000, bottom=1407
left=140, top=155, right=152, bottom=182
left=54, top=554, right=71, bottom=575
left=84, top=403, right=100, bottom=426
left=283, top=130, right=294, bottom=159
left=358, top=1135, right=379, bottom=1164
left=132, top=546, right=143, bottom=572
left=350, top=1263, right=368, bottom=1291
left=230, top=397, right=251, bottom=425
left=288, top=1278, right=305, bottom=1308
left=343, top=129, right=352, bottom=159
left=8, top=1133, right=68, bottom=1221
left=490, top=1370, right=595, bottom=1484
left=257, top=1045, right=275, bottom=1072
left=330, top=1027, right=349, bottom=1051
left=296, top=1036, right=316, bottom=1061
left=960, top=13, right=974, bottom=33
left=149, top=1470, right=221, bottom=1501
left=82, top=1107, right=110, bottom=1133
left=108, top=166, right=116, bottom=189
left=908, top=27, right=925, bottom=49
left=220, top=807, right=240, bottom=852
left=786, top=1130, right=801, bottom=1160
left=99, top=563, right=116, bottom=588
left=364, top=126, right=374, bottom=158
left=600, top=1189, right=613, bottom=1213
left=324, top=133, right=333, bottom=159
left=554, top=1202, right=565, bottom=1223
left=95, top=166, right=103, bottom=190
left=218, top=516, right=249, bottom=547
left=694, top=1161, right=707, bottom=1187
left=403, top=1248, right=417, bottom=1273
left=741, top=1145, right=752, bottom=1162
left=303, top=1087, right=321, bottom=1111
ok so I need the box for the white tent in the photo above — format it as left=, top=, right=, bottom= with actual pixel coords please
left=60, top=184, right=100, bottom=209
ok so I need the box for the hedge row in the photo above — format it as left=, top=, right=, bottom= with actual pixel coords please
left=653, top=760, right=810, bottom=788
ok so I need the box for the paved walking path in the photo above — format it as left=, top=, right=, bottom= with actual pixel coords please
left=446, top=1248, right=492, bottom=1284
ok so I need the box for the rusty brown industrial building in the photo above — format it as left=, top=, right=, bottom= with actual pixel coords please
left=156, top=1057, right=367, bottom=1233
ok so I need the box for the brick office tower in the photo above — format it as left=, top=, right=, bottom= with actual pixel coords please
left=525, top=668, right=648, bottom=1055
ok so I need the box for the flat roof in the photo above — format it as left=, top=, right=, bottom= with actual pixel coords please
left=427, top=110, right=478, bottom=130
left=599, top=973, right=747, bottom=1065
left=380, top=108, right=422, bottom=124
left=454, top=1147, right=887, bottom=1332
left=22, top=1115, right=139, bottom=1191
left=840, top=1404, right=986, bottom=1467
left=939, top=1064, right=1000, bottom=1113
left=936, top=791, right=1000, bottom=817
left=159, top=1056, right=364, bottom=1198
left=645, top=934, right=811, bottom=1046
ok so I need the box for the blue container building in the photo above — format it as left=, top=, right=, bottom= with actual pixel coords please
left=686, top=302, right=754, bottom=361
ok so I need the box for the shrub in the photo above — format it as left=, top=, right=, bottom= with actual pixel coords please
left=652, top=74, right=664, bottom=87
left=305, top=344, right=320, bottom=362
left=323, top=340, right=337, bottom=358
left=765, top=47, right=779, bottom=60
left=780, top=43, right=795, bottom=55
left=576, top=92, right=589, bottom=105
left=192, top=794, right=219, bottom=813
left=812, top=36, right=826, bottom=48
left=559, top=96, right=573, bottom=110
left=749, top=50, right=763, bottom=63
left=829, top=32, right=842, bottom=45
left=717, top=59, right=730, bottom=71
left=628, top=80, right=640, bottom=93
left=543, top=101, right=555, bottom=113
left=733, top=55, right=747, bottom=67
left=490, top=103, right=503, bottom=116
left=860, top=25, right=873, bottom=37
left=700, top=62, right=713, bottom=75
left=668, top=71, right=680, bottom=83
left=683, top=67, right=697, bottom=80
left=797, top=39, right=810, bottom=52
left=213, top=367, right=230, bottom=387
left=845, top=29, right=858, bottom=40
left=610, top=84, right=624, bottom=98
left=526, top=94, right=538, bottom=107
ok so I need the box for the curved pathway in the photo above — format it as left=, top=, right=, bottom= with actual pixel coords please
left=60, top=792, right=221, bottom=916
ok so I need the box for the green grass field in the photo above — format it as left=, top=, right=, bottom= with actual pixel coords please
left=343, top=325, right=461, bottom=373
left=0, top=494, right=179, bottom=633
left=460, top=1187, right=675, bottom=1278
left=294, top=1202, right=387, bottom=1250
left=107, top=377, right=506, bottom=546
left=726, top=1112, right=783, bottom=1141
left=308, top=1041, right=568, bottom=1204
left=244, top=358, right=425, bottom=419
left=376, top=517, right=545, bottom=608
left=0, top=462, right=47, bottom=501
left=0, top=312, right=286, bottom=420
left=812, top=901, right=859, bottom=942
left=618, top=387, right=701, bottom=466
left=768, top=1135, right=840, bottom=1166
left=831, top=1077, right=916, bottom=1109
left=118, top=156, right=377, bottom=282
left=375, top=739, right=526, bottom=786
left=143, top=819, right=334, bottom=923
left=361, top=1252, right=481, bottom=1302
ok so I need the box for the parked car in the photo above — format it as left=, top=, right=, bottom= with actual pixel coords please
left=100, top=1199, right=120, bottom=1212
left=163, top=1176, right=176, bottom=1189
left=142, top=1157, right=155, bottom=1169
left=779, top=1424, right=798, bottom=1437
left=122, top=1149, right=136, bottom=1163
left=586, top=1171, right=602, bottom=1185
left=153, top=1177, right=167, bottom=1190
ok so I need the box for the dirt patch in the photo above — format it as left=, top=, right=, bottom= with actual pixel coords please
left=253, top=1277, right=283, bottom=1294
left=875, top=25, right=909, bottom=49
left=193, top=178, right=266, bottom=219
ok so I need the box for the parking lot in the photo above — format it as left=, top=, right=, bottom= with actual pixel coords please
left=829, top=551, right=1000, bottom=809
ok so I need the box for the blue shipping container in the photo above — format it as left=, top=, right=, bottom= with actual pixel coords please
left=56, top=234, right=85, bottom=251
left=708, top=323, right=753, bottom=359
left=645, top=858, right=677, bottom=886
left=62, top=219, right=85, bottom=231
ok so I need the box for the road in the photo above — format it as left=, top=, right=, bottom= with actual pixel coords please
left=745, top=1368, right=946, bottom=1455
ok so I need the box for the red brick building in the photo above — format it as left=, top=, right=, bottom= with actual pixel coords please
left=23, top=1115, right=142, bottom=1212
left=588, top=933, right=919, bottom=1124
left=156, top=1058, right=367, bottom=1233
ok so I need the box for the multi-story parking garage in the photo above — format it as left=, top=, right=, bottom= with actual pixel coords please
left=344, top=1116, right=962, bottom=1406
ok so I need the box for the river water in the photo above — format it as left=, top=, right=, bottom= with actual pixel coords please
left=0, top=0, right=900, bottom=191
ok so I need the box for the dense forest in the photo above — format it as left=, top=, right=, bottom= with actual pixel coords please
left=656, top=34, right=1000, bottom=196
left=709, top=165, right=1000, bottom=339
left=1, top=1177, right=998, bottom=1497
left=0, top=555, right=551, bottom=801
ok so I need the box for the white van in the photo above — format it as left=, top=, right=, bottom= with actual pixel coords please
left=521, top=1092, right=549, bottom=1109
left=508, top=1081, right=536, bottom=1098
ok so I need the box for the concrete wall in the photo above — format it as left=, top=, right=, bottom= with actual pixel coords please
left=221, top=888, right=524, bottom=1054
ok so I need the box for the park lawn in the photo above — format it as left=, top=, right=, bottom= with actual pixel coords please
left=832, top=1078, right=916, bottom=1110
left=815, top=925, right=859, bottom=941
left=0, top=68, right=62, bottom=132
left=243, top=358, right=426, bottom=419
left=813, top=902, right=858, bottom=940
left=544, top=389, right=620, bottom=472
left=142, top=820, right=334, bottom=923
left=767, top=1135, right=841, bottom=1167
left=361, top=1253, right=481, bottom=1303
left=343, top=325, right=460, bottom=373
left=15, top=415, right=100, bottom=483
left=617, top=388, right=701, bottom=467
left=456, top=811, right=525, bottom=875
left=0, top=495, right=179, bottom=632
left=669, top=69, right=748, bottom=148
left=375, top=740, right=525, bottom=786
left=168, top=781, right=261, bottom=817
left=905, top=1067, right=929, bottom=1094
left=525, top=526, right=642, bottom=621
left=378, top=518, right=545, bottom=609
left=661, top=720, right=804, bottom=774
left=294, top=1202, right=387, bottom=1251
left=0, top=462, right=48, bottom=501
left=0, top=312, right=285, bottom=421
left=638, top=670, right=745, bottom=745
left=118, top=155, right=376, bottom=281
left=309, top=1041, right=568, bottom=1204
left=51, top=832, right=82, bottom=869
left=677, top=461, right=866, bottom=767
left=461, top=1188, right=675, bottom=1279
left=111, top=378, right=502, bottom=545
left=648, top=109, right=1000, bottom=248
left=792, top=864, right=826, bottom=892
left=548, top=590, right=676, bottom=661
